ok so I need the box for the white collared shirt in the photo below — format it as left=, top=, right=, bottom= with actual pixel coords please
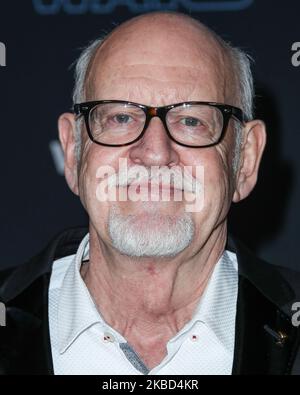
left=49, top=233, right=238, bottom=375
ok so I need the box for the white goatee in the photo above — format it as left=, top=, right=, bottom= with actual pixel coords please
left=108, top=208, right=194, bottom=258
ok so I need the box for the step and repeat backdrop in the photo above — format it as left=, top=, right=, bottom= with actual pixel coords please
left=0, top=0, right=299, bottom=269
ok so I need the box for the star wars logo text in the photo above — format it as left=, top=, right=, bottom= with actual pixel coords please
left=32, top=0, right=254, bottom=15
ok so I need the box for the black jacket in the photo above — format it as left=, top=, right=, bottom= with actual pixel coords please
left=0, top=227, right=299, bottom=375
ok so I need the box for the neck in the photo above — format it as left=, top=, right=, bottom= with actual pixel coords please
left=82, top=222, right=227, bottom=368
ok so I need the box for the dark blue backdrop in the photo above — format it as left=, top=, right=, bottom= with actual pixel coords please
left=0, top=0, right=299, bottom=270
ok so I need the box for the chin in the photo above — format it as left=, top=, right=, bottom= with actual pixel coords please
left=107, top=206, right=195, bottom=258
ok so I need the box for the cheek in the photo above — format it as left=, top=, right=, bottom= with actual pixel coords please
left=207, top=145, right=234, bottom=206
left=78, top=145, right=113, bottom=220
left=78, top=153, right=100, bottom=216
left=185, top=146, right=232, bottom=193
left=78, top=140, right=95, bottom=209
left=186, top=147, right=234, bottom=227
left=77, top=144, right=130, bottom=230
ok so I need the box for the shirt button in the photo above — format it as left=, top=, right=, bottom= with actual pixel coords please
left=103, top=332, right=115, bottom=343
left=190, top=334, right=199, bottom=342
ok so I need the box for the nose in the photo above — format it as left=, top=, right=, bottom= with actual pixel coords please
left=128, top=117, right=180, bottom=167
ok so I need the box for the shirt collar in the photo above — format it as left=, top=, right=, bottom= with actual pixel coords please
left=180, top=250, right=238, bottom=353
left=58, top=233, right=238, bottom=355
left=167, top=250, right=238, bottom=355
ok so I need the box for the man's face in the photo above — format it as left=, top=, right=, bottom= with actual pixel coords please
left=70, top=18, right=242, bottom=257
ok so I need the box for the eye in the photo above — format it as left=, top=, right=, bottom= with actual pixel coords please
left=180, top=117, right=201, bottom=127
left=113, top=113, right=132, bottom=124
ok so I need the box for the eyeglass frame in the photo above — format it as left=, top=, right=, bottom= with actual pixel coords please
left=74, top=100, right=248, bottom=148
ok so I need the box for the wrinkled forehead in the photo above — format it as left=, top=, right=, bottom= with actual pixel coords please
left=85, top=18, right=233, bottom=104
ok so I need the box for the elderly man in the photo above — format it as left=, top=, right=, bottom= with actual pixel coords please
left=0, top=12, right=299, bottom=375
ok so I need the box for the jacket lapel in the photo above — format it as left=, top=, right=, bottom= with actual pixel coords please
left=232, top=275, right=275, bottom=374
left=1, top=273, right=53, bottom=374
left=230, top=238, right=300, bottom=375
left=0, top=228, right=88, bottom=375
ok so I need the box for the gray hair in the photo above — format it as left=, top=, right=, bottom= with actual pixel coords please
left=72, top=31, right=254, bottom=172
left=73, top=37, right=104, bottom=160
left=226, top=46, right=254, bottom=171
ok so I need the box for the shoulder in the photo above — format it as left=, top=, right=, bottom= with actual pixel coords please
left=0, top=227, right=88, bottom=303
left=228, top=235, right=300, bottom=317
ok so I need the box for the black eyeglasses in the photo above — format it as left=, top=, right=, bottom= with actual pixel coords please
left=74, top=100, right=247, bottom=148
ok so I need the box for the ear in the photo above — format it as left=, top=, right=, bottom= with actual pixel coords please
left=233, top=120, right=266, bottom=202
left=58, top=112, right=79, bottom=195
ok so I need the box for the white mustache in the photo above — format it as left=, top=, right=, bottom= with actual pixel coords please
left=106, top=165, right=202, bottom=194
